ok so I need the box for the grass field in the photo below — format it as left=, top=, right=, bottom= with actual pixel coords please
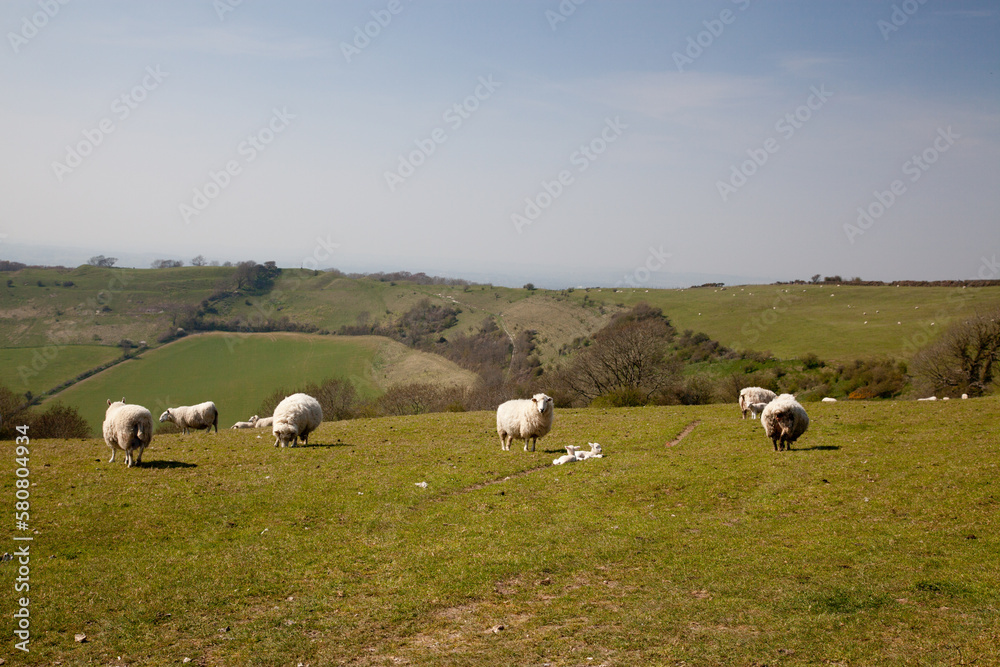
left=44, top=333, right=476, bottom=436
left=3, top=398, right=997, bottom=665
left=0, top=344, right=121, bottom=397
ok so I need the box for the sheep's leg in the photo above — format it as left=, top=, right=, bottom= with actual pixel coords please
left=772, top=438, right=779, bottom=452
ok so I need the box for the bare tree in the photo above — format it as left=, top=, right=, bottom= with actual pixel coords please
left=912, top=310, right=1000, bottom=396
left=191, top=255, right=207, bottom=266
left=560, top=305, right=678, bottom=403
left=88, top=255, right=117, bottom=267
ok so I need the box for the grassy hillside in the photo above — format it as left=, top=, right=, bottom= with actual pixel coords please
left=46, top=332, right=477, bottom=435
left=0, top=344, right=121, bottom=397
left=3, top=398, right=998, bottom=665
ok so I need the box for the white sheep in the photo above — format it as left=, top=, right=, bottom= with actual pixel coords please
left=496, top=393, right=555, bottom=452
left=103, top=398, right=154, bottom=468
left=574, top=442, right=604, bottom=461
left=748, top=402, right=769, bottom=419
left=158, top=401, right=219, bottom=434
left=231, top=415, right=258, bottom=429
left=552, top=445, right=578, bottom=465
left=760, top=394, right=809, bottom=452
left=739, top=387, right=777, bottom=419
left=253, top=416, right=273, bottom=429
left=272, top=393, right=323, bottom=448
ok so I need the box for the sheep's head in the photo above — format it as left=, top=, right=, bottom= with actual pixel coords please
left=589, top=442, right=602, bottom=454
left=532, top=393, right=553, bottom=414
left=273, top=423, right=296, bottom=444
left=158, top=409, right=172, bottom=423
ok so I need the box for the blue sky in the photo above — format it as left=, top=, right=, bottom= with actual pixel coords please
left=1, top=0, right=997, bottom=287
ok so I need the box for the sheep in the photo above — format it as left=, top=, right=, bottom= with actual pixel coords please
left=496, top=393, right=555, bottom=452
left=231, top=416, right=258, bottom=429
left=760, top=394, right=809, bottom=452
left=158, top=401, right=219, bottom=434
left=748, top=402, right=769, bottom=419
left=739, top=387, right=777, bottom=419
left=272, top=393, right=323, bottom=448
left=574, top=442, right=604, bottom=461
left=103, top=398, right=154, bottom=468
left=253, top=416, right=273, bottom=429
left=552, top=445, right=578, bottom=465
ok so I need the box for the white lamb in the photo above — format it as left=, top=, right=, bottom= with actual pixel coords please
left=496, top=393, right=555, bottom=452
left=760, top=394, right=809, bottom=452
left=231, top=416, right=258, bottom=429
left=574, top=442, right=604, bottom=460
left=272, top=393, right=323, bottom=448
left=748, top=402, right=769, bottom=419
left=552, top=445, right=578, bottom=465
left=103, top=398, right=154, bottom=468
left=159, top=401, right=219, bottom=434
left=253, top=416, right=273, bottom=429
left=739, top=387, right=777, bottom=419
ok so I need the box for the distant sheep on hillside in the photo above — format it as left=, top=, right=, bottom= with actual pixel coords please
left=254, top=416, right=273, bottom=429
left=760, top=394, right=809, bottom=452
left=103, top=398, right=153, bottom=468
left=272, top=393, right=323, bottom=448
left=496, top=393, right=554, bottom=452
left=159, top=401, right=218, bottom=434
left=739, top=387, right=777, bottom=419
left=231, top=416, right=258, bottom=429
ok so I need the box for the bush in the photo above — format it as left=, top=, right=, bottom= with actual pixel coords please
left=590, top=387, right=647, bottom=408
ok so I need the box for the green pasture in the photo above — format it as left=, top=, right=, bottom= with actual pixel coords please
left=0, top=345, right=121, bottom=397
left=44, top=333, right=390, bottom=435
left=3, top=398, right=997, bottom=665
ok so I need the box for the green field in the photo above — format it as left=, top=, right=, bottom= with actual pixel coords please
left=3, top=398, right=997, bottom=665
left=574, top=283, right=1000, bottom=362
left=46, top=332, right=476, bottom=435
left=0, top=344, right=121, bottom=397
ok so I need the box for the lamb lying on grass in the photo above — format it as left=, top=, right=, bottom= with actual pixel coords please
left=254, top=416, right=273, bottom=429
left=103, top=398, right=153, bottom=468
left=496, top=393, right=554, bottom=452
left=760, top=394, right=809, bottom=452
left=231, top=416, right=258, bottom=429
left=552, top=446, right=578, bottom=465
left=159, top=401, right=219, bottom=434
left=574, top=442, right=603, bottom=460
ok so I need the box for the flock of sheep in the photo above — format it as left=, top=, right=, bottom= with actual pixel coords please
left=101, top=387, right=807, bottom=469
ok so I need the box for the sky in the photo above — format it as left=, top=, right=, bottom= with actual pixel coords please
left=1, top=0, right=998, bottom=288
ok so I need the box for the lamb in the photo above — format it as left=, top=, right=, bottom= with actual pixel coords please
left=552, top=445, right=578, bottom=465
left=496, top=393, right=555, bottom=452
left=748, top=402, right=769, bottom=419
left=739, top=387, right=777, bottom=419
left=231, top=416, right=258, bottom=429
left=574, top=442, right=604, bottom=460
left=760, top=394, right=809, bottom=452
left=159, top=401, right=219, bottom=434
left=272, top=393, right=323, bottom=448
left=103, top=398, right=154, bottom=468
left=253, top=416, right=273, bottom=429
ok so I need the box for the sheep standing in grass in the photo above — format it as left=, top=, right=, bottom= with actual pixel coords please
left=231, top=416, right=258, bottom=429
left=748, top=402, right=769, bottom=419
left=103, top=398, right=153, bottom=468
left=760, top=394, right=809, bottom=452
left=496, top=393, right=554, bottom=452
left=159, top=401, right=219, bottom=434
left=254, top=416, right=273, bottom=429
left=739, top=387, right=777, bottom=419
left=272, top=393, right=323, bottom=448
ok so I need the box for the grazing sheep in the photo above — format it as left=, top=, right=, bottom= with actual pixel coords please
left=821, top=397, right=837, bottom=403
left=760, top=394, right=809, bottom=452
left=231, top=416, right=258, bottom=429
left=552, top=445, right=579, bottom=465
left=739, top=387, right=777, bottom=419
left=103, top=398, right=154, bottom=468
left=748, top=402, right=769, bottom=419
left=272, top=393, right=323, bottom=448
left=159, top=401, right=219, bottom=434
left=574, top=442, right=604, bottom=461
left=496, top=393, right=555, bottom=452
left=253, top=416, right=273, bottom=429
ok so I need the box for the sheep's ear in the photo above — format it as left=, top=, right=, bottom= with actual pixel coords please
left=531, top=397, right=537, bottom=404
left=107, top=399, right=112, bottom=406
left=121, top=397, right=126, bottom=403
